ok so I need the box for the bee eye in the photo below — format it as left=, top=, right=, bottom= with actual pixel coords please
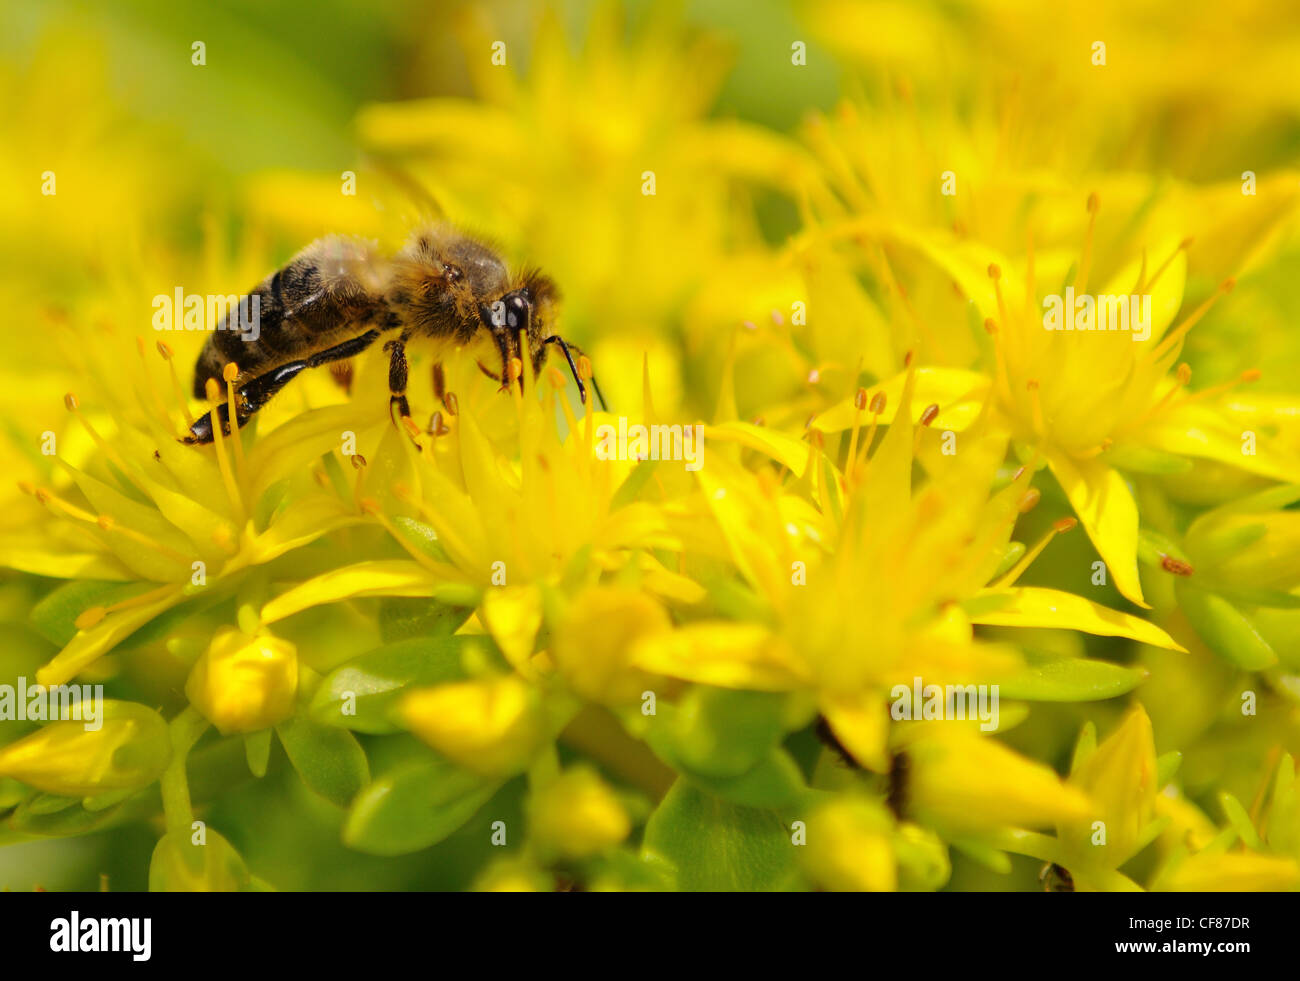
left=504, top=293, right=529, bottom=329
left=443, top=264, right=463, bottom=282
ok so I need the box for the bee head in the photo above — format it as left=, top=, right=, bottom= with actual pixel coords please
left=479, top=272, right=559, bottom=375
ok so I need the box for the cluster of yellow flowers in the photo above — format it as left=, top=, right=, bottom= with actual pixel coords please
left=1, top=3, right=1299, bottom=891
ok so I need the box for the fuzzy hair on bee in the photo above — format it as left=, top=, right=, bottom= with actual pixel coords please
left=184, top=225, right=601, bottom=444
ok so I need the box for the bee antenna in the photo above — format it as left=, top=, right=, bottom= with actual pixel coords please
left=543, top=335, right=607, bottom=411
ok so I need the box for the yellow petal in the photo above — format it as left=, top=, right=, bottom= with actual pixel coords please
left=1049, top=452, right=1147, bottom=607
left=971, top=587, right=1184, bottom=651
left=260, top=559, right=471, bottom=623
left=481, top=585, right=544, bottom=677
left=400, top=675, right=546, bottom=777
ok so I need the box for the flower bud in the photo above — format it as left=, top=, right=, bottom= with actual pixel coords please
left=799, top=796, right=896, bottom=892
left=185, top=628, right=298, bottom=735
left=529, top=766, right=631, bottom=860
left=1060, top=706, right=1157, bottom=870
left=904, top=727, right=1092, bottom=834
left=400, top=674, right=546, bottom=777
left=552, top=587, right=669, bottom=705
left=149, top=830, right=250, bottom=892
left=472, top=858, right=551, bottom=892
left=0, top=701, right=170, bottom=796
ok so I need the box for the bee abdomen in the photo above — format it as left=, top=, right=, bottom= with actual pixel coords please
left=192, top=236, right=388, bottom=398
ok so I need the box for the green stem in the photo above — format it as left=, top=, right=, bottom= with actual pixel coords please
left=160, top=706, right=210, bottom=841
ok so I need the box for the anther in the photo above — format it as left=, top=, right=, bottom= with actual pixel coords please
left=75, top=607, right=107, bottom=630
left=64, top=393, right=79, bottom=411
left=1017, top=488, right=1042, bottom=513
left=1052, top=517, right=1078, bottom=533
left=919, top=404, right=939, bottom=427
left=350, top=454, right=367, bottom=470
left=854, top=387, right=868, bottom=411
left=1160, top=555, right=1194, bottom=576
left=869, top=392, right=887, bottom=414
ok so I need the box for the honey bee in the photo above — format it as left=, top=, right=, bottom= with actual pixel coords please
left=184, top=225, right=603, bottom=443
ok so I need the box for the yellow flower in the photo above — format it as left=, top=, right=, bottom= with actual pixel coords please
left=529, top=766, right=631, bottom=860
left=636, top=363, right=1179, bottom=769
left=185, top=628, right=298, bottom=735
left=901, top=725, right=1092, bottom=836
left=0, top=701, right=170, bottom=796
left=1059, top=706, right=1160, bottom=875
left=400, top=673, right=547, bottom=778
left=799, top=796, right=897, bottom=892
left=551, top=587, right=670, bottom=707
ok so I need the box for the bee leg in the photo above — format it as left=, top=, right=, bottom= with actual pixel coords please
left=384, top=333, right=417, bottom=441
left=542, top=336, right=607, bottom=411
left=492, top=331, right=520, bottom=394
left=431, top=361, right=447, bottom=408
left=184, top=330, right=382, bottom=444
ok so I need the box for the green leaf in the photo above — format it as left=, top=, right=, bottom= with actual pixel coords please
left=343, top=759, right=501, bottom=856
left=670, top=688, right=790, bottom=778
left=996, top=658, right=1147, bottom=701
left=275, top=716, right=370, bottom=807
left=642, top=780, right=797, bottom=891
left=682, top=749, right=809, bottom=810
left=307, top=635, right=470, bottom=733
left=1218, top=792, right=1264, bottom=850
left=1156, top=750, right=1182, bottom=786
left=1176, top=580, right=1278, bottom=670
left=245, top=729, right=272, bottom=778
left=378, top=597, right=474, bottom=643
